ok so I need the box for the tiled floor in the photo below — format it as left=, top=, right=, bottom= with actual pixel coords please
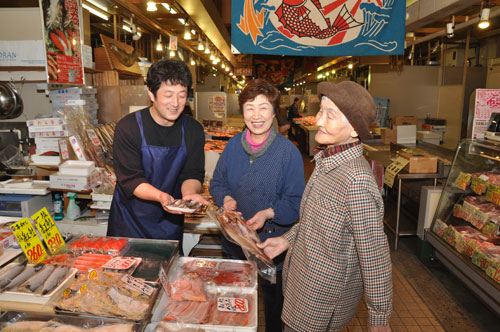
left=256, top=264, right=446, bottom=332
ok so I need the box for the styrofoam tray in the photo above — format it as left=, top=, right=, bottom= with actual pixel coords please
left=0, top=180, right=50, bottom=195
left=58, top=160, right=95, bottom=176
left=0, top=264, right=77, bottom=304
left=91, top=193, right=113, bottom=202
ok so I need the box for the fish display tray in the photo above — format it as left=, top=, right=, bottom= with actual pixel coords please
left=0, top=311, right=143, bottom=331
left=0, top=264, right=77, bottom=305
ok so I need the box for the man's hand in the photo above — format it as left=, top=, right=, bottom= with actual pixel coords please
left=247, top=208, right=274, bottom=231
left=257, top=236, right=290, bottom=259
left=368, top=325, right=391, bottom=332
left=223, top=196, right=237, bottom=211
left=183, top=193, right=209, bottom=205
left=159, top=192, right=180, bottom=213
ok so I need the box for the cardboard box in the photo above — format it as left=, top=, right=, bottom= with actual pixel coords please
left=392, top=116, right=417, bottom=126
left=417, top=131, right=441, bottom=145
left=394, top=125, right=416, bottom=145
left=398, top=148, right=438, bottom=173
left=380, top=128, right=392, bottom=144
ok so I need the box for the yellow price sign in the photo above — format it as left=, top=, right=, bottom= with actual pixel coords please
left=32, top=207, right=65, bottom=254
left=10, top=217, right=47, bottom=263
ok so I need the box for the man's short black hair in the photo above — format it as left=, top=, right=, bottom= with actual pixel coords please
left=146, top=59, right=192, bottom=97
left=294, top=97, right=299, bottom=102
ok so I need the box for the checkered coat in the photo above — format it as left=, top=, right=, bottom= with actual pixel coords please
left=281, top=144, right=392, bottom=331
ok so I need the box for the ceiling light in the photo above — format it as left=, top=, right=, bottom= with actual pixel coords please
left=190, top=57, right=196, bottom=66
left=221, top=63, right=225, bottom=69
left=161, top=3, right=170, bottom=11
left=325, top=72, right=330, bottom=76
left=169, top=50, right=176, bottom=57
left=170, top=8, right=176, bottom=14
left=178, top=18, right=186, bottom=24
left=204, top=41, right=210, bottom=54
left=147, top=2, right=157, bottom=12
left=348, top=63, right=353, bottom=69
left=82, top=3, right=109, bottom=21
left=183, top=28, right=191, bottom=40
left=225, top=66, right=230, bottom=72
left=332, top=69, right=336, bottom=74
left=87, top=0, right=107, bottom=12
left=122, top=24, right=132, bottom=33
left=210, top=53, right=215, bottom=61
left=479, top=7, right=491, bottom=29
left=197, top=37, right=204, bottom=51
left=191, top=29, right=196, bottom=35
left=156, top=35, right=163, bottom=51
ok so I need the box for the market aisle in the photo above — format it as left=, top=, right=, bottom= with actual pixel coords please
left=255, top=263, right=446, bottom=332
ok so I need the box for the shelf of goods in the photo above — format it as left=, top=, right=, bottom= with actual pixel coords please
left=0, top=236, right=258, bottom=331
left=427, top=139, right=500, bottom=316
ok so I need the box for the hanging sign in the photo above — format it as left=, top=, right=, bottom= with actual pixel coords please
left=169, top=36, right=178, bottom=51
left=383, top=156, right=409, bottom=188
left=10, top=218, right=48, bottom=263
left=32, top=207, right=65, bottom=254
left=472, top=89, right=500, bottom=139
left=231, top=0, right=405, bottom=56
left=39, top=0, right=84, bottom=85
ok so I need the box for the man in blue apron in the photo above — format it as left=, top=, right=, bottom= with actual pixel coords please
left=108, top=59, right=206, bottom=241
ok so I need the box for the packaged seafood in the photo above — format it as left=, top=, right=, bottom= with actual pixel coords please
left=165, top=199, right=202, bottom=214
left=207, top=206, right=276, bottom=283
left=55, top=272, right=159, bottom=321
left=174, top=257, right=257, bottom=289
left=69, top=235, right=128, bottom=255
left=0, top=311, right=141, bottom=331
left=0, top=263, right=76, bottom=304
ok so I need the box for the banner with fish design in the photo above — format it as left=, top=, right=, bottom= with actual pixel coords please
left=39, top=0, right=84, bottom=86
left=231, top=0, right=405, bottom=56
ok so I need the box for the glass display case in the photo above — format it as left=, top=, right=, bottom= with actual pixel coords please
left=428, top=139, right=500, bottom=316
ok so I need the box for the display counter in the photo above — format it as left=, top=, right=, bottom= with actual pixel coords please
left=291, top=119, right=320, bottom=156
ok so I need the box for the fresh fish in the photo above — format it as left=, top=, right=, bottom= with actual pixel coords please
left=25, top=264, right=56, bottom=292
left=3, top=263, right=43, bottom=291
left=1, top=320, right=50, bottom=331
left=0, top=261, right=27, bottom=288
left=42, top=265, right=69, bottom=294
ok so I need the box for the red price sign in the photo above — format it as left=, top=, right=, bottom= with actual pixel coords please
left=32, top=207, right=65, bottom=254
left=11, top=217, right=47, bottom=263
left=217, top=297, right=249, bottom=313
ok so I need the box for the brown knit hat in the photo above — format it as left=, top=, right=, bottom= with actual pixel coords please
left=317, top=81, right=376, bottom=140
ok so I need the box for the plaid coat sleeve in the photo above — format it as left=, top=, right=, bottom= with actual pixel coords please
left=347, top=175, right=392, bottom=326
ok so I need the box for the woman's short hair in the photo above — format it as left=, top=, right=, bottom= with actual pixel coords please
left=146, top=59, right=192, bottom=97
left=238, top=79, right=280, bottom=114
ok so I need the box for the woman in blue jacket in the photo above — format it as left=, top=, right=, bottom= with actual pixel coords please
left=210, top=79, right=305, bottom=332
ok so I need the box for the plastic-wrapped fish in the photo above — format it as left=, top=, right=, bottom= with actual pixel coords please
left=25, top=264, right=56, bottom=292
left=3, top=264, right=43, bottom=291
left=0, top=262, right=27, bottom=289
left=0, top=320, right=50, bottom=331
left=42, top=265, right=69, bottom=294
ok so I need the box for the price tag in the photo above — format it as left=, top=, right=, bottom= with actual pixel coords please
left=86, top=129, right=102, bottom=146
left=470, top=176, right=488, bottom=195
left=159, top=264, right=169, bottom=293
left=454, top=172, right=471, bottom=190
left=102, top=257, right=142, bottom=270
left=10, top=217, right=47, bottom=263
left=486, top=183, right=500, bottom=205
left=32, top=207, right=65, bottom=254
left=121, top=274, right=155, bottom=296
left=383, top=157, right=409, bottom=188
left=469, top=209, right=489, bottom=230
left=486, top=265, right=500, bottom=284
left=217, top=297, right=249, bottom=313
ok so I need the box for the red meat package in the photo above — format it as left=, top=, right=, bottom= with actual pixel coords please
left=207, top=205, right=276, bottom=283
left=181, top=257, right=255, bottom=288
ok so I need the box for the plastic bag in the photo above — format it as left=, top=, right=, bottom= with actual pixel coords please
left=207, top=205, right=276, bottom=283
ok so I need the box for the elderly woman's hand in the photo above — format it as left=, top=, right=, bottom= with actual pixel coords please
left=257, top=236, right=290, bottom=259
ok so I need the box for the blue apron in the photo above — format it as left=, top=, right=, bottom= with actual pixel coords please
left=107, top=111, right=187, bottom=240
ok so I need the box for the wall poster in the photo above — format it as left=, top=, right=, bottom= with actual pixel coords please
left=231, top=0, right=405, bottom=56
left=39, top=0, right=84, bottom=86
left=473, top=89, right=500, bottom=139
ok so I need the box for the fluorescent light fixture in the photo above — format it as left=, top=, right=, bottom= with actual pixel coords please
left=446, top=22, right=454, bottom=38
left=170, top=8, right=176, bottom=14
left=161, top=3, right=170, bottom=11
left=479, top=7, right=491, bottom=29
left=147, top=2, right=157, bottom=11
left=122, top=24, right=132, bottom=33
left=87, top=0, right=107, bottom=12
left=82, top=3, right=109, bottom=21
left=178, top=18, right=186, bottom=25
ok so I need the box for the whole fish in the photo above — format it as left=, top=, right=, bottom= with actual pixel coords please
left=42, top=265, right=69, bottom=294
left=3, top=263, right=43, bottom=291
left=25, top=264, right=56, bottom=292
left=0, top=261, right=27, bottom=289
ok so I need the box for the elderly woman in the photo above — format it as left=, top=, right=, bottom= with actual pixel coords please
left=259, top=81, right=392, bottom=332
left=210, top=79, right=305, bottom=332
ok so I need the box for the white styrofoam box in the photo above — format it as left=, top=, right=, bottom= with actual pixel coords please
left=49, top=87, right=97, bottom=95
left=50, top=173, right=91, bottom=185
left=49, top=180, right=90, bottom=191
left=417, top=131, right=441, bottom=145
left=28, top=124, right=68, bottom=133
left=52, top=104, right=99, bottom=113
left=90, top=201, right=111, bottom=210
left=91, top=193, right=113, bottom=202
left=59, top=160, right=95, bottom=176
left=27, top=117, right=66, bottom=127
left=49, top=93, right=96, bottom=101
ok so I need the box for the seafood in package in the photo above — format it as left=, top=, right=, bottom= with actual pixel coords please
left=69, top=235, right=128, bottom=255
left=165, top=199, right=202, bottom=213
left=0, top=262, right=76, bottom=304
left=207, top=206, right=276, bottom=283
left=55, top=272, right=158, bottom=321
left=0, top=311, right=140, bottom=331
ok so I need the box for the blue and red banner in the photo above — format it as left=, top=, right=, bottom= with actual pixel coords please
left=231, top=0, right=405, bottom=56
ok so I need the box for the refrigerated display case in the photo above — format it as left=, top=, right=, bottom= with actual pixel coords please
left=427, top=139, right=500, bottom=316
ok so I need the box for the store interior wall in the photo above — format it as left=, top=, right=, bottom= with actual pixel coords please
left=437, top=85, right=463, bottom=149
left=369, top=65, right=440, bottom=119
left=0, top=7, right=52, bottom=122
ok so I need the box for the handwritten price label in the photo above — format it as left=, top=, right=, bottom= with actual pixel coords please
left=159, top=264, right=169, bottom=294
left=454, top=172, right=471, bottom=190
left=32, top=207, right=65, bottom=254
left=101, top=257, right=142, bottom=270
left=217, top=297, right=249, bottom=313
left=10, top=217, right=47, bottom=263
left=486, top=183, right=500, bottom=205
left=121, top=274, right=155, bottom=296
